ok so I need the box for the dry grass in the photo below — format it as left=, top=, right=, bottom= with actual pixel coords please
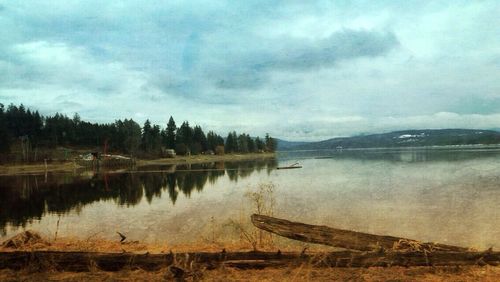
left=137, top=152, right=275, bottom=167
left=0, top=265, right=499, bottom=281
left=0, top=234, right=328, bottom=254
left=0, top=161, right=77, bottom=175
left=1, top=231, right=499, bottom=281
left=203, top=266, right=500, bottom=282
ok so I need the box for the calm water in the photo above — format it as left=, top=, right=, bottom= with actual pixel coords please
left=1, top=147, right=500, bottom=249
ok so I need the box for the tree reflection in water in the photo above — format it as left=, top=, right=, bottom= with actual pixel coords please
left=0, top=159, right=277, bottom=236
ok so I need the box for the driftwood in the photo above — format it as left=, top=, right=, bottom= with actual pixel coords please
left=276, top=166, right=302, bottom=170
left=276, top=163, right=302, bottom=170
left=0, top=215, right=495, bottom=272
left=1, top=231, right=48, bottom=249
left=251, top=214, right=469, bottom=252
left=0, top=249, right=498, bottom=272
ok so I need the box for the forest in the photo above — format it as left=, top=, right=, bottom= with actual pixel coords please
left=0, top=103, right=276, bottom=162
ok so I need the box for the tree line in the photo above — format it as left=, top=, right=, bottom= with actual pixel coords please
left=0, top=103, right=276, bottom=160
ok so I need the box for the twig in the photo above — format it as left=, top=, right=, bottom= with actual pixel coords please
left=117, top=232, right=127, bottom=243
left=54, top=217, right=60, bottom=242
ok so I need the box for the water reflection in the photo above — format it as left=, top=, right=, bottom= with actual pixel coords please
left=0, top=159, right=277, bottom=235
left=280, top=146, right=500, bottom=163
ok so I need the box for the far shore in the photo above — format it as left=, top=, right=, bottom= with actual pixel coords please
left=0, top=152, right=276, bottom=176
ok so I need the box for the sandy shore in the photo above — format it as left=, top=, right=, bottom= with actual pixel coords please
left=0, top=153, right=276, bottom=176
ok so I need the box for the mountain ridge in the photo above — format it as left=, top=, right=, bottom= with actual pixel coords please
left=277, top=129, right=500, bottom=151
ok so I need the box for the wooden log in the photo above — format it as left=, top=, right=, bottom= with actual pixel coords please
left=251, top=214, right=468, bottom=252
left=276, top=166, right=302, bottom=170
left=0, top=250, right=498, bottom=271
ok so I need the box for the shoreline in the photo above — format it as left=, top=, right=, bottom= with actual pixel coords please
left=136, top=152, right=275, bottom=167
left=0, top=234, right=498, bottom=281
left=0, top=152, right=276, bottom=176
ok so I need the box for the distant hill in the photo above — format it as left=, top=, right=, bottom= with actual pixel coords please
left=276, top=139, right=311, bottom=150
left=279, top=129, right=500, bottom=151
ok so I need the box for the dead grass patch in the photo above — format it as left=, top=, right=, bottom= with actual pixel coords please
left=1, top=265, right=499, bottom=281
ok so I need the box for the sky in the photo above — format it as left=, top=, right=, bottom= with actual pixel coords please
left=0, top=1, right=499, bottom=141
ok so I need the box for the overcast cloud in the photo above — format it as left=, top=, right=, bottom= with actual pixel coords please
left=0, top=1, right=499, bottom=141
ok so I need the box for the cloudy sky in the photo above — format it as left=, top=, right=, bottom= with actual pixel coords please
left=0, top=1, right=499, bottom=141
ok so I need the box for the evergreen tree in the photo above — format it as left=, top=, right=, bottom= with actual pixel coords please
left=192, top=125, right=207, bottom=154
left=0, top=104, right=10, bottom=154
left=265, top=133, right=277, bottom=152
left=176, top=121, right=193, bottom=155
left=31, top=111, right=43, bottom=143
left=206, top=131, right=217, bottom=151
left=216, top=135, right=225, bottom=147
left=206, top=131, right=224, bottom=151
left=255, top=137, right=265, bottom=151
left=121, top=119, right=142, bottom=155
left=150, top=124, right=162, bottom=153
left=225, top=131, right=239, bottom=153
left=247, top=135, right=256, bottom=153
left=225, top=132, right=232, bottom=153
left=165, top=116, right=176, bottom=149
left=237, top=134, right=249, bottom=153
left=231, top=131, right=238, bottom=152
left=141, top=119, right=152, bottom=152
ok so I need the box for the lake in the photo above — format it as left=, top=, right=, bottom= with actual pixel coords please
left=1, top=147, right=499, bottom=250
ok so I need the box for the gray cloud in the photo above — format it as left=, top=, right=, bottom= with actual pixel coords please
left=0, top=1, right=499, bottom=140
left=260, top=30, right=398, bottom=70
left=209, top=29, right=399, bottom=90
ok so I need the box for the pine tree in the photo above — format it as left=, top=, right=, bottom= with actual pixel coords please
left=165, top=116, right=176, bottom=149
left=247, top=135, right=256, bottom=153
left=150, top=124, right=162, bottom=153
left=255, top=137, right=264, bottom=151
left=176, top=121, right=193, bottom=155
left=206, top=131, right=216, bottom=151
left=141, top=119, right=152, bottom=152
left=0, top=103, right=10, bottom=154
left=231, top=131, right=239, bottom=152
left=225, top=132, right=233, bottom=153
left=238, top=134, right=249, bottom=153
left=122, top=119, right=142, bottom=155
left=192, top=125, right=207, bottom=154
left=265, top=133, right=276, bottom=152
